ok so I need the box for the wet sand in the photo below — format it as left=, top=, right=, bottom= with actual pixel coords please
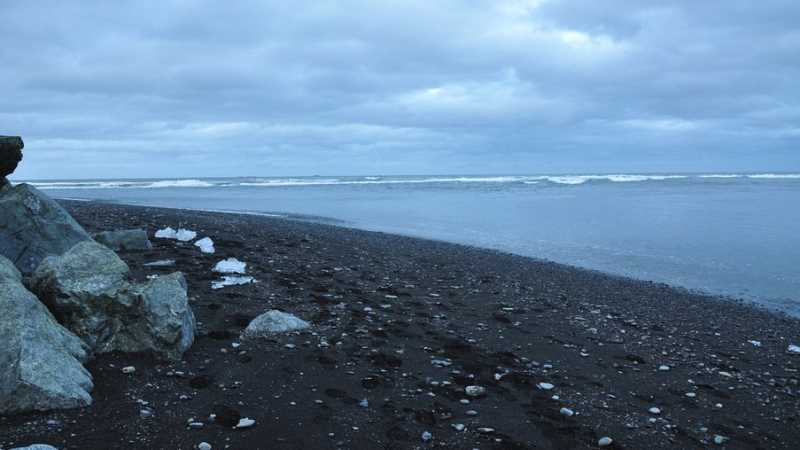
left=2, top=200, right=799, bottom=450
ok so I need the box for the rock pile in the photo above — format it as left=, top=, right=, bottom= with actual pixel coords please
left=0, top=136, right=196, bottom=415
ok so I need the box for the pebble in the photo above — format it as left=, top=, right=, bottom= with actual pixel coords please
left=748, top=340, right=762, bottom=347
left=788, top=344, right=800, bottom=354
left=658, top=365, right=670, bottom=371
left=714, top=435, right=728, bottom=445
left=235, top=418, right=256, bottom=429
left=198, top=443, right=212, bottom=450
left=649, top=407, right=661, bottom=415
left=536, top=382, right=555, bottom=390
left=560, top=407, right=575, bottom=417
left=121, top=366, right=136, bottom=374
left=359, top=399, right=369, bottom=408
left=465, top=385, right=486, bottom=397
left=452, top=423, right=466, bottom=432
left=465, top=410, right=479, bottom=416
left=598, top=436, right=613, bottom=447
left=421, top=431, right=433, bottom=441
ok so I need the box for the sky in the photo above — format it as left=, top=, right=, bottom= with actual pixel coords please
left=2, top=0, right=799, bottom=179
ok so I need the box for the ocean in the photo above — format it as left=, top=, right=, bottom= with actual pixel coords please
left=22, top=173, right=800, bottom=316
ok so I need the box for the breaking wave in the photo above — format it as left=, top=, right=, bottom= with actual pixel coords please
left=24, top=173, right=800, bottom=190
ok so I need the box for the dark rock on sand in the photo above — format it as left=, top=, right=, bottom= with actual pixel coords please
left=0, top=135, right=23, bottom=185
left=30, top=240, right=196, bottom=361
left=93, top=228, right=153, bottom=251
left=0, top=255, right=93, bottom=415
left=0, top=183, right=91, bottom=274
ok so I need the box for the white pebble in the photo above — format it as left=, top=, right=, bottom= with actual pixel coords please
left=788, top=344, right=800, bottom=354
left=658, top=365, right=670, bottom=371
left=198, top=443, right=212, bottom=450
left=649, top=407, right=661, bottom=415
left=560, top=407, right=575, bottom=417
left=421, top=431, right=433, bottom=441
left=236, top=418, right=256, bottom=429
left=536, top=382, right=555, bottom=390
left=714, top=435, right=728, bottom=445
left=598, top=436, right=613, bottom=447
left=122, top=366, right=136, bottom=374
left=465, top=385, right=486, bottom=397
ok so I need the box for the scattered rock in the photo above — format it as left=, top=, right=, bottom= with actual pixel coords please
left=235, top=418, right=256, bottom=429
left=560, top=407, right=575, bottom=417
left=421, top=431, right=433, bottom=441
left=198, top=443, right=212, bottom=450
left=598, top=436, right=613, bottom=447
left=93, top=229, right=153, bottom=251
left=211, top=275, right=255, bottom=290
left=465, top=385, right=486, bottom=397
left=241, top=310, right=311, bottom=338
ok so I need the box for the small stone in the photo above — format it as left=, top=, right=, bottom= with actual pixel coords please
left=536, top=382, right=555, bottom=390
left=122, top=366, right=136, bottom=374
left=236, top=418, right=256, bottom=429
left=198, top=443, right=212, bottom=450
left=714, top=435, right=728, bottom=445
left=465, top=410, right=478, bottom=416
left=421, top=431, right=433, bottom=441
left=658, top=365, right=670, bottom=371
left=359, top=399, right=369, bottom=408
left=788, top=344, right=800, bottom=354
left=560, top=407, right=575, bottom=417
left=452, top=423, right=466, bottom=431
left=648, top=407, right=661, bottom=415
left=465, top=385, right=486, bottom=397
left=598, top=436, right=613, bottom=447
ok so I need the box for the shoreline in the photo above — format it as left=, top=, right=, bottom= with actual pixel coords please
left=2, top=200, right=799, bottom=449
left=54, top=196, right=795, bottom=319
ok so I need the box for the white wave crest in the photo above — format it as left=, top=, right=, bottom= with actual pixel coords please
left=747, top=173, right=800, bottom=179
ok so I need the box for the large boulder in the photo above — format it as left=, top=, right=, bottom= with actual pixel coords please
left=0, top=135, right=23, bottom=185
left=30, top=241, right=196, bottom=361
left=0, top=256, right=93, bottom=415
left=93, top=229, right=153, bottom=251
left=0, top=183, right=91, bottom=274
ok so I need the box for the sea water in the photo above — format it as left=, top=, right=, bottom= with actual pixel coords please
left=21, top=173, right=800, bottom=315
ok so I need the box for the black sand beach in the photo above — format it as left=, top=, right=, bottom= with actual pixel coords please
left=2, top=201, right=799, bottom=450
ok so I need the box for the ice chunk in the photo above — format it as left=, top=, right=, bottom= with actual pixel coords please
left=175, top=229, right=197, bottom=242
left=213, top=258, right=247, bottom=274
left=144, top=259, right=176, bottom=267
left=211, top=276, right=255, bottom=290
left=788, top=344, right=800, bottom=354
left=155, top=227, right=178, bottom=239
left=194, top=237, right=215, bottom=254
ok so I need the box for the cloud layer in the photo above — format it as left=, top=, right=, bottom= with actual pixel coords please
left=2, top=0, right=798, bottom=178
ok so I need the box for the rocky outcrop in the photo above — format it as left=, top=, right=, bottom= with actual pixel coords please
left=0, top=256, right=93, bottom=415
left=30, top=241, right=196, bottom=361
left=0, top=135, right=23, bottom=185
left=0, top=183, right=91, bottom=274
left=93, top=229, right=153, bottom=251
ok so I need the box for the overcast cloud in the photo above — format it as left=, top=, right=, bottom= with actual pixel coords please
left=2, top=0, right=798, bottom=179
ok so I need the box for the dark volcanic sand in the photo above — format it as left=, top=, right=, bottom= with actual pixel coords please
left=2, top=201, right=800, bottom=450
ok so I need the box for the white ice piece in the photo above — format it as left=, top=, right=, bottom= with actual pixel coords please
left=788, top=344, right=800, bottom=354
left=213, top=258, right=247, bottom=274
left=194, top=237, right=215, bottom=254
left=155, top=227, right=178, bottom=239
left=236, top=418, right=256, bottom=429
left=175, top=229, right=197, bottom=242
left=241, top=310, right=311, bottom=338
left=211, top=276, right=255, bottom=290
left=536, top=382, right=555, bottom=390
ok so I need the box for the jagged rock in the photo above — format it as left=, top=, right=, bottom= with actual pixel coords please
left=0, top=135, right=24, bottom=185
left=93, top=229, right=153, bottom=251
left=0, top=255, right=93, bottom=415
left=30, top=241, right=196, bottom=361
left=0, top=183, right=91, bottom=274
left=242, top=310, right=311, bottom=339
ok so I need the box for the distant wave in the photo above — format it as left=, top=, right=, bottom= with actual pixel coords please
left=24, top=173, right=800, bottom=190
left=747, top=173, right=800, bottom=179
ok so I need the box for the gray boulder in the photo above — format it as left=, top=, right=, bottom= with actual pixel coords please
left=30, top=241, right=196, bottom=361
left=93, top=229, right=153, bottom=251
left=0, top=256, right=93, bottom=415
left=0, top=183, right=91, bottom=274
left=242, top=310, right=311, bottom=339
